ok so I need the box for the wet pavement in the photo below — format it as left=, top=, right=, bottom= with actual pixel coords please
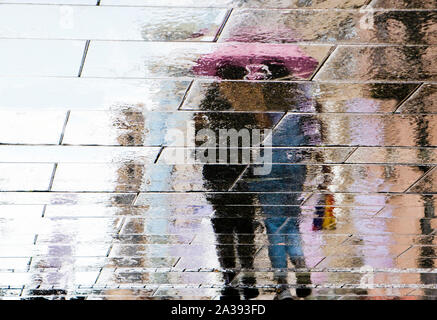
left=0, top=0, right=436, bottom=300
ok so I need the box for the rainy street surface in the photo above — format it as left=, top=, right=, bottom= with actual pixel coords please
left=0, top=0, right=436, bottom=301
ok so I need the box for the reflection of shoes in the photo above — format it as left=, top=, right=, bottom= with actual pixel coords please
left=243, top=287, right=259, bottom=300
left=220, top=287, right=241, bottom=300
left=296, top=287, right=312, bottom=298
left=274, top=287, right=294, bottom=300
left=296, top=273, right=312, bottom=298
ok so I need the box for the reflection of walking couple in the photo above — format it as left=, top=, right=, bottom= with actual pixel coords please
left=193, top=44, right=320, bottom=300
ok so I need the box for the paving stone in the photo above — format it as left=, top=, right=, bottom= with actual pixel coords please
left=0, top=78, right=190, bottom=111
left=369, top=0, right=437, bottom=9
left=0, top=111, right=67, bottom=144
left=346, top=147, right=437, bottom=164
left=272, top=114, right=437, bottom=147
left=51, top=164, right=246, bottom=192
left=62, top=111, right=283, bottom=146
left=0, top=5, right=228, bottom=41
left=0, top=145, right=160, bottom=164
left=233, top=164, right=428, bottom=193
left=0, top=39, right=85, bottom=76
left=181, top=80, right=417, bottom=112
left=5, top=0, right=96, bottom=3
left=101, top=0, right=370, bottom=9
left=409, top=168, right=437, bottom=193
left=220, top=9, right=437, bottom=45
left=0, top=192, right=136, bottom=205
left=314, top=45, right=437, bottom=81
left=0, top=163, right=54, bottom=191
left=397, top=84, right=437, bottom=114
left=82, top=41, right=332, bottom=80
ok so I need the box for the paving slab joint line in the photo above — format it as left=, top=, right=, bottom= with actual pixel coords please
left=78, top=40, right=90, bottom=78
left=311, top=256, right=327, bottom=269
left=214, top=8, right=233, bottom=42
left=363, top=0, right=373, bottom=8
left=342, top=147, right=359, bottom=163
left=372, top=206, right=387, bottom=217
left=47, top=163, right=58, bottom=191
left=58, top=110, right=71, bottom=145
left=396, top=245, right=413, bottom=259
left=177, top=80, right=194, bottom=110
left=310, top=45, right=337, bottom=81
left=153, top=146, right=165, bottom=164
left=404, top=166, right=436, bottom=193
left=131, top=192, right=141, bottom=205
left=393, top=83, right=424, bottom=113
left=299, top=192, right=314, bottom=205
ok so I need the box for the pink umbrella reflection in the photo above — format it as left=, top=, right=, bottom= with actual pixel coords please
left=192, top=43, right=319, bottom=80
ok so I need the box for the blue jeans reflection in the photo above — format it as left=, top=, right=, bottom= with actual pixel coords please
left=246, top=116, right=313, bottom=298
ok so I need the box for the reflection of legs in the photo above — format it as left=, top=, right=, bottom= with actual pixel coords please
left=255, top=165, right=310, bottom=298
left=265, top=220, right=293, bottom=300
left=211, top=217, right=237, bottom=285
left=263, top=206, right=311, bottom=298
left=213, top=232, right=237, bottom=270
left=235, top=215, right=259, bottom=300
left=212, top=217, right=240, bottom=300
left=235, top=216, right=256, bottom=270
left=280, top=217, right=312, bottom=298
left=265, top=217, right=289, bottom=284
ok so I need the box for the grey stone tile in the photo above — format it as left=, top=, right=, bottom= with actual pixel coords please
left=101, top=0, right=369, bottom=9
left=0, top=78, right=190, bottom=111
left=153, top=287, right=223, bottom=298
left=0, top=258, right=31, bottom=271
left=369, top=0, right=437, bottom=9
left=120, top=217, right=215, bottom=235
left=0, top=5, right=228, bottom=41
left=220, top=9, right=437, bottom=44
left=409, top=167, right=437, bottom=193
left=0, top=205, right=45, bottom=219
left=377, top=205, right=437, bottom=219
left=96, top=269, right=224, bottom=285
left=42, top=205, right=176, bottom=217
left=106, top=257, right=180, bottom=268
left=397, top=84, right=437, bottom=114
left=0, top=271, right=100, bottom=287
left=82, top=41, right=332, bottom=80
left=0, top=145, right=160, bottom=163
left=52, top=164, right=245, bottom=192
left=0, top=217, right=122, bottom=241
left=5, top=0, right=95, bottom=3
left=181, top=80, right=416, bottom=112
left=0, top=163, right=54, bottom=191
left=158, top=147, right=354, bottom=164
left=109, top=244, right=222, bottom=258
left=346, top=147, right=437, bottom=164
left=233, top=164, right=427, bottom=193
left=0, top=111, right=67, bottom=144
left=0, top=192, right=136, bottom=205
left=314, top=45, right=437, bottom=81
left=272, top=114, right=437, bottom=147
left=0, top=39, right=85, bottom=76
left=62, top=111, right=283, bottom=146
left=304, top=193, right=437, bottom=207
left=0, top=244, right=109, bottom=257
left=135, top=192, right=309, bottom=206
